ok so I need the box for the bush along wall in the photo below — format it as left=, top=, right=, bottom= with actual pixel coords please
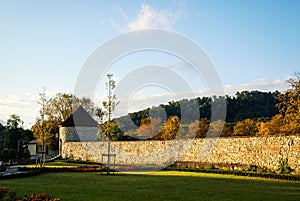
left=165, top=162, right=300, bottom=181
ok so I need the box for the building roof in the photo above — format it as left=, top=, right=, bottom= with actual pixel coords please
left=26, top=140, right=37, bottom=144
left=60, top=106, right=98, bottom=127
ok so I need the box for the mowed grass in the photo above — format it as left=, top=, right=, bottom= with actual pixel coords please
left=1, top=171, right=300, bottom=201
left=25, top=161, right=93, bottom=168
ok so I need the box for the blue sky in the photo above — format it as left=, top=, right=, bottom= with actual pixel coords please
left=0, top=0, right=299, bottom=127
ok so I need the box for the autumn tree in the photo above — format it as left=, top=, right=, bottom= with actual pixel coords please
left=136, top=117, right=163, bottom=138
left=31, top=119, right=57, bottom=145
left=188, top=118, right=209, bottom=138
left=275, top=73, right=300, bottom=135
left=256, top=115, right=284, bottom=136
left=256, top=73, right=300, bottom=136
left=208, top=120, right=226, bottom=137
left=161, top=116, right=181, bottom=140
left=233, top=119, right=258, bottom=136
left=221, top=123, right=234, bottom=137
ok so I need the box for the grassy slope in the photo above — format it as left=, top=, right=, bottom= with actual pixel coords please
left=1, top=171, right=300, bottom=201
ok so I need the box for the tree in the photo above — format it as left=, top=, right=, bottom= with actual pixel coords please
left=226, top=91, right=278, bottom=122
left=31, top=119, right=57, bottom=146
left=115, top=90, right=278, bottom=131
left=96, top=74, right=120, bottom=140
left=0, top=123, right=5, bottom=150
left=275, top=73, right=300, bottom=135
left=32, top=92, right=96, bottom=152
left=257, top=113, right=286, bottom=136
left=209, top=120, right=225, bottom=137
left=96, top=73, right=119, bottom=174
left=43, top=93, right=73, bottom=124
left=221, top=123, right=234, bottom=137
left=161, top=116, right=181, bottom=140
left=6, top=114, right=23, bottom=130
left=98, top=120, right=123, bottom=141
left=43, top=93, right=96, bottom=125
left=1, top=115, right=33, bottom=160
left=136, top=117, right=163, bottom=138
left=188, top=118, right=209, bottom=138
left=233, top=119, right=258, bottom=136
left=3, top=115, right=24, bottom=149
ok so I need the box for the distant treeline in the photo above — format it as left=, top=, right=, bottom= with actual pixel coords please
left=116, top=90, right=278, bottom=130
left=111, top=74, right=300, bottom=140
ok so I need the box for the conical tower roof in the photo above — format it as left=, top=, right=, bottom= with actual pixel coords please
left=60, top=106, right=98, bottom=127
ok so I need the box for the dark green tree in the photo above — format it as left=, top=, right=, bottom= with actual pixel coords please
left=1, top=114, right=33, bottom=160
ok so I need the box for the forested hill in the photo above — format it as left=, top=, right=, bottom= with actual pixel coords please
left=115, top=90, right=278, bottom=129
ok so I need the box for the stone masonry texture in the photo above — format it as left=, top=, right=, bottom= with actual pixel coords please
left=60, top=126, right=300, bottom=173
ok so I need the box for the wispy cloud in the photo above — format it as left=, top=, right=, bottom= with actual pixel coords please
left=109, top=3, right=183, bottom=32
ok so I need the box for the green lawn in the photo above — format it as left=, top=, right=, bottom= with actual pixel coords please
left=1, top=171, right=300, bottom=201
left=25, top=160, right=95, bottom=168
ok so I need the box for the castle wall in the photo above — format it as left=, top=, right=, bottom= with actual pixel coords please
left=59, top=127, right=300, bottom=173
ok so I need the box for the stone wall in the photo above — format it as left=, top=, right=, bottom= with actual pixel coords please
left=60, top=133, right=300, bottom=173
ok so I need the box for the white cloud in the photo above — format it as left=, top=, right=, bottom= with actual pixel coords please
left=109, top=3, right=182, bottom=32
left=224, top=78, right=289, bottom=95
left=127, top=4, right=180, bottom=30
left=0, top=93, right=40, bottom=128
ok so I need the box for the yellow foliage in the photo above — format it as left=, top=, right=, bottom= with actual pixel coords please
left=161, top=116, right=181, bottom=140
left=188, top=118, right=209, bottom=138
left=234, top=119, right=258, bottom=136
left=208, top=120, right=226, bottom=137
left=275, top=75, right=300, bottom=135
left=136, top=117, right=163, bottom=138
left=31, top=119, right=56, bottom=144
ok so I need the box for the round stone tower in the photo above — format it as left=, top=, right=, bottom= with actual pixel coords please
left=59, top=106, right=99, bottom=157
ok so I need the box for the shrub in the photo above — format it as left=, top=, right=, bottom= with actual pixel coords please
left=1, top=149, right=9, bottom=161
left=0, top=187, right=60, bottom=201
left=0, top=186, right=17, bottom=201
left=246, top=165, right=257, bottom=172
left=18, top=148, right=31, bottom=160
left=207, top=164, right=216, bottom=169
left=277, top=157, right=292, bottom=174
